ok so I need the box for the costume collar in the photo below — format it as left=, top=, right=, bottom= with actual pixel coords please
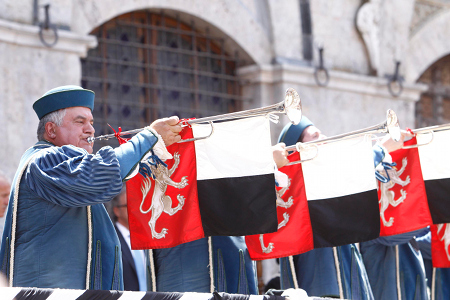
left=35, top=140, right=55, bottom=148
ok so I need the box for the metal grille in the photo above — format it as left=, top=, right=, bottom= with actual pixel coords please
left=416, top=55, right=450, bottom=128
left=81, top=11, right=245, bottom=150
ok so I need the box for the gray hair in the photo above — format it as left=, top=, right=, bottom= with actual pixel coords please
left=36, top=109, right=67, bottom=141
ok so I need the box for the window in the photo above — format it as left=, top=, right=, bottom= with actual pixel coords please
left=416, top=55, right=450, bottom=128
left=81, top=11, right=246, bottom=149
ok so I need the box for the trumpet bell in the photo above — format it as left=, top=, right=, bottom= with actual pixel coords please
left=386, top=109, right=401, bottom=142
left=284, top=88, right=302, bottom=125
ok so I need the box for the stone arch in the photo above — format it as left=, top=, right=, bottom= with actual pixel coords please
left=71, top=0, right=273, bottom=65
left=406, top=9, right=450, bottom=82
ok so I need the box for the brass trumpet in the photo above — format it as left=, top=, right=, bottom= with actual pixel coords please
left=285, top=109, right=401, bottom=164
left=87, top=88, right=302, bottom=143
left=401, top=122, right=450, bottom=149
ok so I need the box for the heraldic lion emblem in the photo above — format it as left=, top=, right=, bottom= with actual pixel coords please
left=378, top=157, right=410, bottom=227
left=259, top=178, right=294, bottom=254
left=140, top=152, right=188, bottom=239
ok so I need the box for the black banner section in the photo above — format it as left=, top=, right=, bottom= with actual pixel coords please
left=197, top=174, right=278, bottom=236
left=425, top=179, right=450, bottom=224
left=308, top=189, right=380, bottom=248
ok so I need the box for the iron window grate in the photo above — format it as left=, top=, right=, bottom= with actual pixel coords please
left=81, top=11, right=246, bottom=150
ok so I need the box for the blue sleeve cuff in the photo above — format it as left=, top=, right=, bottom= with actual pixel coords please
left=114, top=129, right=158, bottom=180
left=373, top=144, right=385, bottom=168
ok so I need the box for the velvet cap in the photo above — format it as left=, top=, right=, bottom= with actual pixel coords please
left=278, top=116, right=314, bottom=146
left=33, top=85, right=95, bottom=120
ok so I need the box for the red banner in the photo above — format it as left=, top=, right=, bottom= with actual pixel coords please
left=378, top=137, right=432, bottom=236
left=431, top=223, right=450, bottom=268
left=246, top=152, right=314, bottom=260
left=127, top=126, right=204, bottom=249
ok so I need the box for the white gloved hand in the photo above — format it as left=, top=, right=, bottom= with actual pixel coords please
left=281, top=288, right=309, bottom=300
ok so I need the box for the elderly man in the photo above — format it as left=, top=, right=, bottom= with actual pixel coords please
left=0, top=85, right=181, bottom=290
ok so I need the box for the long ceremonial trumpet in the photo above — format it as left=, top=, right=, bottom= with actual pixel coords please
left=286, top=109, right=401, bottom=153
left=401, top=122, right=450, bottom=149
left=87, top=88, right=302, bottom=143
left=410, top=123, right=450, bottom=135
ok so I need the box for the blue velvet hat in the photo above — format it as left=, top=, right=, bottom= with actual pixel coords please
left=278, top=116, right=314, bottom=146
left=33, top=85, right=95, bottom=120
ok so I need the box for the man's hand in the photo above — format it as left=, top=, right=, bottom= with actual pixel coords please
left=150, top=116, right=182, bottom=146
left=272, top=143, right=289, bottom=169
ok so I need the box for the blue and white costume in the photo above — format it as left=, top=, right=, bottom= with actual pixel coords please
left=0, top=86, right=160, bottom=290
left=153, top=236, right=257, bottom=294
left=360, top=229, right=429, bottom=300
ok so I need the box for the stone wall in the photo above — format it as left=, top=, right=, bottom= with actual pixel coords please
left=0, top=18, right=95, bottom=179
left=0, top=0, right=448, bottom=178
left=238, top=64, right=427, bottom=144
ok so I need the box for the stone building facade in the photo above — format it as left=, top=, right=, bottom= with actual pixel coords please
left=0, top=0, right=449, bottom=183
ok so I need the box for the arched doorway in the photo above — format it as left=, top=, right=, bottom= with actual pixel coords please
left=416, top=54, right=450, bottom=128
left=81, top=10, right=248, bottom=150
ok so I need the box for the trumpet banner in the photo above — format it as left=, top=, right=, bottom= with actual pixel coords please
left=192, top=116, right=277, bottom=237
left=127, top=117, right=278, bottom=250
left=417, top=130, right=450, bottom=224
left=127, top=126, right=204, bottom=249
left=247, top=136, right=381, bottom=260
left=302, top=135, right=380, bottom=248
left=378, top=137, right=432, bottom=237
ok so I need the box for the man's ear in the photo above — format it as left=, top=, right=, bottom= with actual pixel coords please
left=45, top=122, right=57, bottom=139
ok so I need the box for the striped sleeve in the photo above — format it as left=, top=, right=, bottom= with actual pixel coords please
left=25, top=145, right=123, bottom=207
left=113, top=128, right=158, bottom=180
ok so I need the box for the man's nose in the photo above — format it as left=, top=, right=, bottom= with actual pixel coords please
left=85, top=123, right=95, bottom=134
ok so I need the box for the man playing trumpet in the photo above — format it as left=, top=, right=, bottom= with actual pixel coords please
left=0, top=85, right=182, bottom=290
left=278, top=116, right=419, bottom=299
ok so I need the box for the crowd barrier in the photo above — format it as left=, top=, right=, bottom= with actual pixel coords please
left=0, top=287, right=343, bottom=300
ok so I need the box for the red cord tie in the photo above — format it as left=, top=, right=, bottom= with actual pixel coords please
left=179, top=118, right=196, bottom=129
left=108, top=124, right=130, bottom=145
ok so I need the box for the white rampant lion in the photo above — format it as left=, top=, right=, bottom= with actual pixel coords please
left=260, top=178, right=294, bottom=254
left=140, top=152, right=188, bottom=239
left=437, top=224, right=450, bottom=261
left=378, top=157, right=410, bottom=227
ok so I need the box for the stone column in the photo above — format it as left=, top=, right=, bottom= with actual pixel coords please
left=0, top=19, right=97, bottom=178
left=238, top=63, right=428, bottom=144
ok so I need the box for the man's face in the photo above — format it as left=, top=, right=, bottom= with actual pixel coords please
left=0, top=178, right=11, bottom=218
left=53, top=107, right=95, bottom=153
left=301, top=125, right=326, bottom=142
